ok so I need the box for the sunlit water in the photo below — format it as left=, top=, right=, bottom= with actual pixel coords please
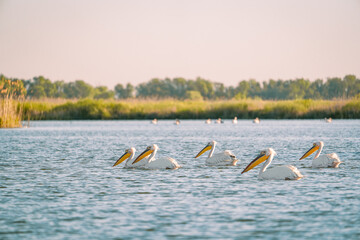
left=1, top=120, right=360, bottom=239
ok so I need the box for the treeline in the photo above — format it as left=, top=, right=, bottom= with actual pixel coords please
left=1, top=74, right=360, bottom=100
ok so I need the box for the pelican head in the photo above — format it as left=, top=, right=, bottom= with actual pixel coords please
left=299, top=141, right=324, bottom=160
left=113, top=147, right=136, bottom=167
left=241, top=148, right=276, bottom=174
left=195, top=140, right=216, bottom=158
left=133, top=144, right=158, bottom=164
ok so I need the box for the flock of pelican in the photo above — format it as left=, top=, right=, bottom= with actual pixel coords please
left=113, top=140, right=342, bottom=180
left=153, top=117, right=261, bottom=125
left=152, top=117, right=333, bottom=125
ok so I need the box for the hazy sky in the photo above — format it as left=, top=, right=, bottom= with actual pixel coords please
left=1, top=0, right=359, bottom=88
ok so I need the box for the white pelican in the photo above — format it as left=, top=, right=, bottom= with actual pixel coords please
left=253, top=117, right=260, bottom=124
left=112, top=147, right=148, bottom=168
left=299, top=141, right=342, bottom=168
left=205, top=118, right=211, bottom=124
left=232, top=117, right=238, bottom=124
left=215, top=118, right=224, bottom=124
left=151, top=118, right=158, bottom=124
left=324, top=117, right=332, bottom=123
left=174, top=119, right=180, bottom=125
left=132, top=144, right=181, bottom=170
left=242, top=148, right=303, bottom=180
left=195, top=140, right=238, bottom=166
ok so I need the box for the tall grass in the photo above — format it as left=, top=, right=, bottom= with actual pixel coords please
left=21, top=98, right=360, bottom=120
left=0, top=80, right=25, bottom=128
left=0, top=97, right=23, bottom=128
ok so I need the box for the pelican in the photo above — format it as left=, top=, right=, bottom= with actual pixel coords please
left=132, top=144, right=181, bottom=170
left=195, top=140, right=238, bottom=166
left=232, top=117, right=238, bottom=124
left=174, top=119, right=180, bottom=125
left=242, top=148, right=303, bottom=180
left=151, top=118, right=158, bottom=124
left=324, top=117, right=332, bottom=123
left=215, top=118, right=224, bottom=124
left=253, top=117, right=260, bottom=124
left=299, top=141, right=342, bottom=168
left=205, top=118, right=211, bottom=124
left=112, top=147, right=148, bottom=168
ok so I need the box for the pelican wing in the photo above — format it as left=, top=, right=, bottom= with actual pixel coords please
left=312, top=153, right=342, bottom=168
left=260, top=165, right=303, bottom=180
left=145, top=157, right=181, bottom=170
left=205, top=151, right=238, bottom=166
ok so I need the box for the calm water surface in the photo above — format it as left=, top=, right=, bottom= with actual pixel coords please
left=1, top=120, right=360, bottom=239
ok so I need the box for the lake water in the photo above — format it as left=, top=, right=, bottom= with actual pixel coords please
left=1, top=120, right=360, bottom=239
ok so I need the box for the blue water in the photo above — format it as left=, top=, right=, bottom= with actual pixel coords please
left=1, top=120, right=360, bottom=239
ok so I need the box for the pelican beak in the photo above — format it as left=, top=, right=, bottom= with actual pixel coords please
left=195, top=144, right=212, bottom=158
left=299, top=145, right=319, bottom=160
left=113, top=151, right=131, bottom=167
left=133, top=148, right=154, bottom=164
left=241, top=153, right=269, bottom=174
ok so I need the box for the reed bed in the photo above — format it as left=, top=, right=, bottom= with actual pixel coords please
left=0, top=97, right=23, bottom=128
left=0, top=79, right=25, bottom=128
left=20, top=98, right=360, bottom=120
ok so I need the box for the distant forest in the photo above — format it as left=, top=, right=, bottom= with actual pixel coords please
left=1, top=74, right=360, bottom=100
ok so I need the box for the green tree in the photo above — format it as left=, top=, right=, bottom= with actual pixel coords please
left=54, top=80, right=66, bottom=98
left=325, top=77, right=344, bottom=99
left=115, top=83, right=134, bottom=99
left=27, top=76, right=56, bottom=99
left=94, top=86, right=114, bottom=99
left=64, top=80, right=93, bottom=99
left=185, top=90, right=203, bottom=100
left=235, top=80, right=250, bottom=99
left=287, top=79, right=310, bottom=99
left=343, top=75, right=360, bottom=98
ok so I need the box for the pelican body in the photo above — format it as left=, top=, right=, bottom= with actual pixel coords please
left=232, top=117, right=238, bottom=124
left=205, top=118, right=211, bottom=124
left=242, top=148, right=303, bottom=180
left=133, top=144, right=181, bottom=170
left=195, top=140, right=238, bottom=166
left=112, top=147, right=148, bottom=168
left=299, top=141, right=342, bottom=168
left=215, top=118, right=224, bottom=124
left=324, top=117, right=332, bottom=123
left=253, top=117, right=260, bottom=124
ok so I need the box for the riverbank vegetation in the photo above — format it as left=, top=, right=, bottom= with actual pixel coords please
left=0, top=76, right=26, bottom=127
left=1, top=74, right=360, bottom=126
left=22, top=98, right=360, bottom=120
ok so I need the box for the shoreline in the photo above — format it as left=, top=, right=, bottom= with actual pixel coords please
left=22, top=98, right=360, bottom=120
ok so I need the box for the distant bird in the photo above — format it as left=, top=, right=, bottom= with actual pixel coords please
left=174, top=119, right=180, bottom=125
left=299, top=141, right=342, bottom=168
left=151, top=118, right=158, bottom=124
left=215, top=118, right=224, bottom=124
left=253, top=117, right=260, bottom=124
left=112, top=147, right=148, bottom=168
left=324, top=117, right=332, bottom=123
left=195, top=140, right=238, bottom=166
left=232, top=117, right=238, bottom=124
left=242, top=148, right=303, bottom=180
left=133, top=144, right=181, bottom=170
left=205, top=118, right=212, bottom=124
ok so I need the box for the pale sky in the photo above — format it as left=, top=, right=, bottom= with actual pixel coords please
left=0, top=0, right=359, bottom=88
